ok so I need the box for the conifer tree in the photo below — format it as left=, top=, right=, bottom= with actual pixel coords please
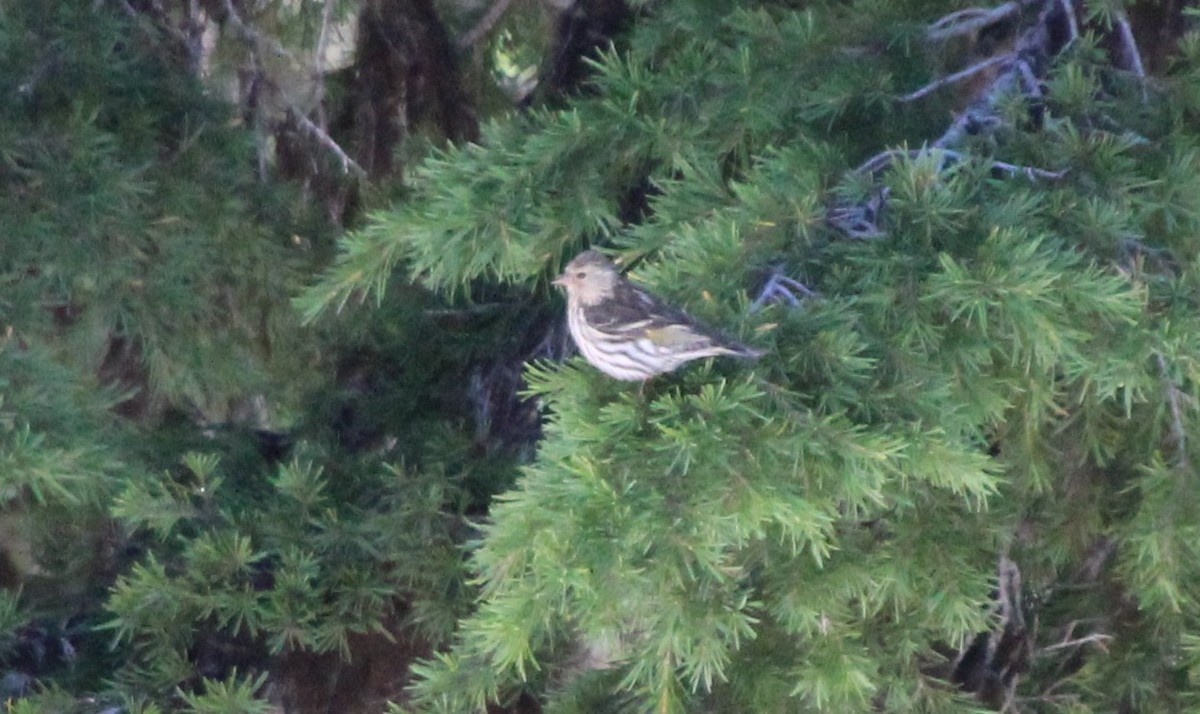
left=302, top=0, right=1200, bottom=712
left=6, top=0, right=1200, bottom=712
left=0, top=0, right=570, bottom=711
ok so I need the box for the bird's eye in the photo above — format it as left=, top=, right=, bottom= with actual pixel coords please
left=575, top=271, right=587, bottom=279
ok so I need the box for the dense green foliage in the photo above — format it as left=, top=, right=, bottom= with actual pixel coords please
left=309, top=2, right=1200, bottom=712
left=5, top=0, right=1200, bottom=712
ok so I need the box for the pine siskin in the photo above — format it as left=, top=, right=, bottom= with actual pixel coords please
left=553, top=250, right=763, bottom=381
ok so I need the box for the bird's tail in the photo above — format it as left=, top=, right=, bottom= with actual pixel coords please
left=724, top=342, right=764, bottom=360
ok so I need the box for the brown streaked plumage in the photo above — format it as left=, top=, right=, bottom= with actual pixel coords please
left=553, top=250, right=762, bottom=381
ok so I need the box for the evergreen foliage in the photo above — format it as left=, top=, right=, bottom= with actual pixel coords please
left=104, top=452, right=469, bottom=704
left=0, top=1, right=315, bottom=419
left=4, top=0, right=1200, bottom=712
left=304, top=0, right=1200, bottom=712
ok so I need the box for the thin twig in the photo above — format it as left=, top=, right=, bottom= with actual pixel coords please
left=902, top=52, right=1015, bottom=102
left=1073, top=537, right=1116, bottom=582
left=458, top=0, right=516, bottom=49
left=827, top=188, right=889, bottom=239
left=854, top=147, right=1064, bottom=180
left=291, top=109, right=368, bottom=178
left=1156, top=353, right=1191, bottom=470
left=222, top=0, right=301, bottom=64
left=1042, top=632, right=1112, bottom=653
left=853, top=147, right=959, bottom=174
left=989, top=160, right=1067, bottom=179
left=777, top=275, right=817, bottom=298
left=855, top=150, right=904, bottom=175
left=933, top=105, right=1006, bottom=148
left=112, top=0, right=138, bottom=19
left=1115, top=14, right=1146, bottom=79
left=1057, top=0, right=1078, bottom=44
left=999, top=676, right=1019, bottom=713
left=1115, top=12, right=1148, bottom=102
left=929, top=7, right=993, bottom=30
left=107, top=0, right=196, bottom=65
left=927, top=1, right=1022, bottom=41
left=750, top=271, right=817, bottom=312
left=221, top=0, right=364, bottom=179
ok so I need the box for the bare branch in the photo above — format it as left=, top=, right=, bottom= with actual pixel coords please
left=750, top=270, right=817, bottom=313
left=928, top=2, right=1023, bottom=41
left=1073, top=536, right=1116, bottom=582
left=221, top=0, right=302, bottom=65
left=989, top=159, right=1067, bottom=180
left=827, top=188, right=889, bottom=239
left=1115, top=12, right=1148, bottom=101
left=217, top=0, right=364, bottom=179
left=291, top=109, right=368, bottom=178
left=104, top=0, right=199, bottom=71
left=826, top=0, right=1076, bottom=240
left=901, top=52, right=1016, bottom=102
left=1042, top=632, right=1112, bottom=653
left=458, top=0, right=516, bottom=49
left=855, top=150, right=905, bottom=175
left=852, top=147, right=1064, bottom=180
left=1057, top=0, right=1078, bottom=44
left=111, top=0, right=138, bottom=19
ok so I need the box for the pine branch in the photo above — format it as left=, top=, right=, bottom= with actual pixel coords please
left=829, top=0, right=1072, bottom=238
left=852, top=147, right=1066, bottom=180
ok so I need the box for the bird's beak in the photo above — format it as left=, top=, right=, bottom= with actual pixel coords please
left=552, top=274, right=569, bottom=287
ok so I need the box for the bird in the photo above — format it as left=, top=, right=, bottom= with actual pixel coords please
left=552, top=250, right=762, bottom=381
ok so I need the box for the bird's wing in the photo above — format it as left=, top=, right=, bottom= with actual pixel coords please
left=585, top=284, right=722, bottom=348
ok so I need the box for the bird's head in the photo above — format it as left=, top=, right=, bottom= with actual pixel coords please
left=553, top=250, right=619, bottom=306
